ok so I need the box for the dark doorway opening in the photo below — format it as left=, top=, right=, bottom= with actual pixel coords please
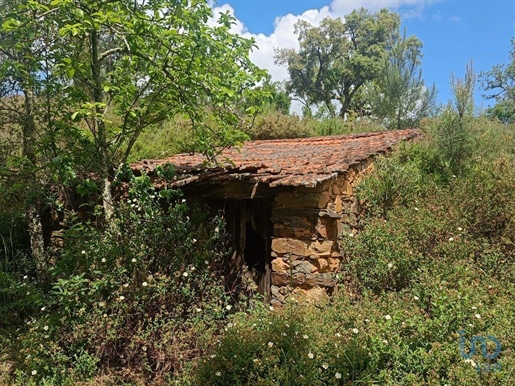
left=220, top=198, right=272, bottom=301
left=244, top=223, right=266, bottom=274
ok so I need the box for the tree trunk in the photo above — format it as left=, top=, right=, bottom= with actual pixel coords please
left=90, top=29, right=114, bottom=221
left=22, top=88, right=47, bottom=279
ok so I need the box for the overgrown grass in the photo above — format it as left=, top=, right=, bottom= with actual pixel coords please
left=196, top=116, right=515, bottom=385
left=1, top=113, right=514, bottom=385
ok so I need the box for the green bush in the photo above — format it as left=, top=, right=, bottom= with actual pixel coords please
left=11, top=174, right=233, bottom=384
left=246, top=109, right=314, bottom=140
left=0, top=212, right=43, bottom=328
left=196, top=303, right=379, bottom=386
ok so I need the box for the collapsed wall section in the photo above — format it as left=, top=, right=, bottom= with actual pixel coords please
left=270, top=159, right=374, bottom=305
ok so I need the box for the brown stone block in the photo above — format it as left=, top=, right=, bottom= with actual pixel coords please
left=334, top=195, right=343, bottom=212
left=271, top=238, right=309, bottom=256
left=315, top=258, right=329, bottom=273
left=271, top=258, right=290, bottom=274
left=274, top=222, right=313, bottom=239
left=328, top=257, right=341, bottom=272
left=341, top=180, right=353, bottom=196
left=315, top=218, right=328, bottom=238
left=317, top=191, right=331, bottom=209
left=271, top=272, right=336, bottom=288
left=307, top=240, right=333, bottom=256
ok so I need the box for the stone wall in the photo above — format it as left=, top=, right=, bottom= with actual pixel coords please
left=270, top=159, right=374, bottom=305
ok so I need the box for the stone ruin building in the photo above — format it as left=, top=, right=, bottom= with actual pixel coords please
left=131, top=129, right=419, bottom=305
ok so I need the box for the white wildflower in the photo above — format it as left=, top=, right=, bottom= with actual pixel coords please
left=40, top=307, right=45, bottom=311
left=349, top=233, right=354, bottom=237
left=335, top=372, right=342, bottom=379
left=81, top=250, right=86, bottom=255
left=308, top=352, right=314, bottom=359
left=101, top=258, right=106, bottom=263
left=448, top=237, right=454, bottom=242
left=414, top=296, right=419, bottom=300
left=226, top=305, right=232, bottom=311
left=216, top=371, right=221, bottom=377
left=322, top=363, right=329, bottom=370
left=464, top=358, right=476, bottom=367
left=269, top=306, right=274, bottom=311
left=414, top=207, right=419, bottom=211
left=142, top=282, right=148, bottom=287
left=458, top=227, right=463, bottom=231
left=471, top=306, right=477, bottom=310
left=335, top=332, right=341, bottom=337
left=387, top=262, right=393, bottom=269
left=196, top=308, right=201, bottom=312
left=352, top=328, right=359, bottom=334
left=123, top=283, right=129, bottom=288
left=182, top=272, right=188, bottom=277
left=303, top=334, right=309, bottom=339
left=383, top=339, right=388, bottom=344
left=384, top=315, right=392, bottom=320
left=131, top=258, right=137, bottom=263
left=119, top=296, right=125, bottom=301
left=475, top=314, right=481, bottom=319
left=268, top=342, right=274, bottom=348
left=31, top=370, right=37, bottom=376
left=142, top=346, right=147, bottom=352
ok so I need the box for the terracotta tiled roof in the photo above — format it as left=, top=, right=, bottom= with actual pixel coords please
left=131, top=129, right=420, bottom=188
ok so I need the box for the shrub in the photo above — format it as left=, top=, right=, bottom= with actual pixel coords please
left=195, top=303, right=379, bottom=386
left=246, top=109, right=313, bottom=140
left=11, top=174, right=233, bottom=384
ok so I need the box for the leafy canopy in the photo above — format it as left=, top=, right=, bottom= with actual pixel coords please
left=369, top=29, right=436, bottom=129
left=481, top=38, right=515, bottom=124
left=275, top=8, right=400, bottom=119
left=0, top=0, right=267, bottom=175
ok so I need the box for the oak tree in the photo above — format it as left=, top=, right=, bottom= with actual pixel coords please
left=274, top=8, right=400, bottom=119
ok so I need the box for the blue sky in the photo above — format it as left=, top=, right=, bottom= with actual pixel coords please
left=211, top=0, right=515, bottom=111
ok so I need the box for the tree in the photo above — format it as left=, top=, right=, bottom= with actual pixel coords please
left=274, top=8, right=400, bottom=119
left=369, top=30, right=436, bottom=129
left=481, top=39, right=515, bottom=124
left=0, top=0, right=266, bottom=276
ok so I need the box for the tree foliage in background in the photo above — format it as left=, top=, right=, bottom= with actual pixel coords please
left=274, top=8, right=401, bottom=119
left=481, top=38, right=515, bottom=124
left=369, top=30, right=436, bottom=129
